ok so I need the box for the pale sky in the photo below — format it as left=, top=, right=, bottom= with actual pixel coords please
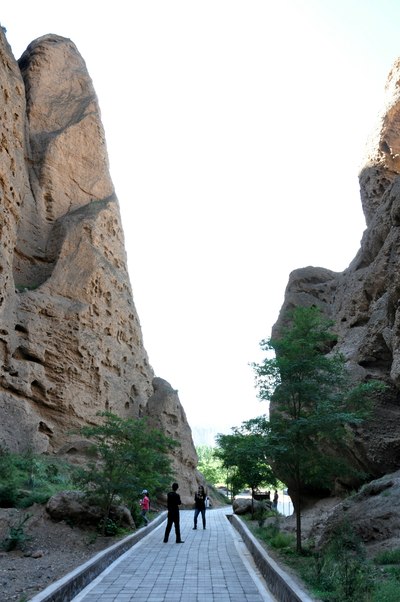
left=2, top=1, right=400, bottom=444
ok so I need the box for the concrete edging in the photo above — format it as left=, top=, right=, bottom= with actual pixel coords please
left=229, top=514, right=315, bottom=602
left=28, top=511, right=167, bottom=602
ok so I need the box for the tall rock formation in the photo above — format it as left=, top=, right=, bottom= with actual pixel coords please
left=274, top=58, right=400, bottom=486
left=0, top=29, right=199, bottom=500
left=146, top=378, right=203, bottom=499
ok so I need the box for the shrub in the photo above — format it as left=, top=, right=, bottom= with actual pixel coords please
left=0, top=482, right=19, bottom=507
left=0, top=449, right=76, bottom=509
left=270, top=531, right=296, bottom=551
left=314, top=521, right=372, bottom=601
left=371, top=578, right=400, bottom=602
left=129, top=501, right=142, bottom=526
left=98, top=518, right=119, bottom=536
left=374, top=548, right=400, bottom=565
left=2, top=514, right=31, bottom=551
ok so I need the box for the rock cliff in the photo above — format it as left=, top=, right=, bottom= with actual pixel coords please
left=0, top=29, right=199, bottom=502
left=274, top=58, right=400, bottom=486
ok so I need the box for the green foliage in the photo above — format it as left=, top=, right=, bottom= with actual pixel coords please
left=252, top=306, right=386, bottom=551
left=0, top=448, right=75, bottom=508
left=247, top=514, right=296, bottom=555
left=315, top=521, right=371, bottom=601
left=260, top=520, right=280, bottom=540
left=196, top=445, right=225, bottom=485
left=269, top=531, right=295, bottom=551
left=371, top=578, right=400, bottom=602
left=129, top=499, right=143, bottom=525
left=374, top=548, right=400, bottom=565
left=215, top=422, right=277, bottom=498
left=371, top=547, right=400, bottom=600
left=97, top=517, right=119, bottom=536
left=253, top=504, right=269, bottom=526
left=2, top=514, right=31, bottom=551
left=246, top=510, right=400, bottom=601
left=74, top=412, right=178, bottom=529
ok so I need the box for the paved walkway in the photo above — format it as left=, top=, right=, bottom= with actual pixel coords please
left=72, top=508, right=276, bottom=602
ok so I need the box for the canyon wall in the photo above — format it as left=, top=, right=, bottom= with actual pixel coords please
left=0, top=29, right=199, bottom=502
left=273, top=59, right=400, bottom=485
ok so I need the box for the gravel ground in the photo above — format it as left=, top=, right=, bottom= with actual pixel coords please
left=0, top=505, right=122, bottom=602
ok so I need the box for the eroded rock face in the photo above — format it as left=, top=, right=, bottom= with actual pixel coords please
left=0, top=27, right=197, bottom=490
left=311, top=471, right=400, bottom=554
left=0, top=32, right=154, bottom=453
left=274, top=58, right=400, bottom=488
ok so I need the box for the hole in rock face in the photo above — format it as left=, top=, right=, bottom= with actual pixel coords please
left=12, top=346, right=43, bottom=364
left=38, top=421, right=53, bottom=435
left=31, top=379, right=46, bottom=401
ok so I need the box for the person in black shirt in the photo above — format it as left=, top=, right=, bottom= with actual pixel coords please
left=193, top=485, right=206, bottom=530
left=163, top=482, right=184, bottom=543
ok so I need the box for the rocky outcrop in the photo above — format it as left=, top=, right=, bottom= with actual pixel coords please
left=46, top=491, right=135, bottom=528
left=313, top=470, right=400, bottom=552
left=0, top=28, right=199, bottom=500
left=274, top=58, right=400, bottom=486
left=279, top=472, right=400, bottom=556
left=0, top=31, right=153, bottom=453
left=146, top=378, right=203, bottom=505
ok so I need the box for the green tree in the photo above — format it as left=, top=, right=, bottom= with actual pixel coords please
left=196, top=445, right=225, bottom=485
left=252, top=306, right=385, bottom=553
left=215, top=421, right=277, bottom=511
left=74, top=412, right=177, bottom=530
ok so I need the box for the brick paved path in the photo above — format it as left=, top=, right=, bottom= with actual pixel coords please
left=72, top=507, right=276, bottom=601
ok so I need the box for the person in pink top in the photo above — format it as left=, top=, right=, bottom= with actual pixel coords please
left=140, top=489, right=150, bottom=525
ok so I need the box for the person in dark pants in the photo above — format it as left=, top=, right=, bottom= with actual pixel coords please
left=272, top=489, right=279, bottom=511
left=163, top=482, right=184, bottom=543
left=193, top=485, right=206, bottom=530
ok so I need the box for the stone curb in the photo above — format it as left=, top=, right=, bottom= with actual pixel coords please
left=28, top=511, right=167, bottom=602
left=229, top=514, right=316, bottom=602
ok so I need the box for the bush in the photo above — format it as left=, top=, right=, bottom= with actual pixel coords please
left=311, top=521, right=371, bottom=601
left=371, top=578, right=400, bottom=602
left=0, top=449, right=75, bottom=508
left=129, top=501, right=142, bottom=526
left=2, top=514, right=31, bottom=551
left=253, top=505, right=268, bottom=526
left=97, top=518, right=119, bottom=536
left=270, top=531, right=296, bottom=551
left=0, top=482, right=19, bottom=507
left=245, top=508, right=400, bottom=601
left=374, top=548, right=400, bottom=565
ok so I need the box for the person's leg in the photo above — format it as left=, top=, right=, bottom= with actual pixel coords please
left=193, top=508, right=199, bottom=529
left=201, top=508, right=206, bottom=529
left=164, top=515, right=173, bottom=542
left=174, top=514, right=182, bottom=542
left=141, top=510, right=148, bottom=525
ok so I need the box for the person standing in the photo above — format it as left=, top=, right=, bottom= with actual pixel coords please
left=163, top=482, right=184, bottom=543
left=193, top=485, right=206, bottom=530
left=140, top=489, right=150, bottom=525
left=272, top=489, right=279, bottom=511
